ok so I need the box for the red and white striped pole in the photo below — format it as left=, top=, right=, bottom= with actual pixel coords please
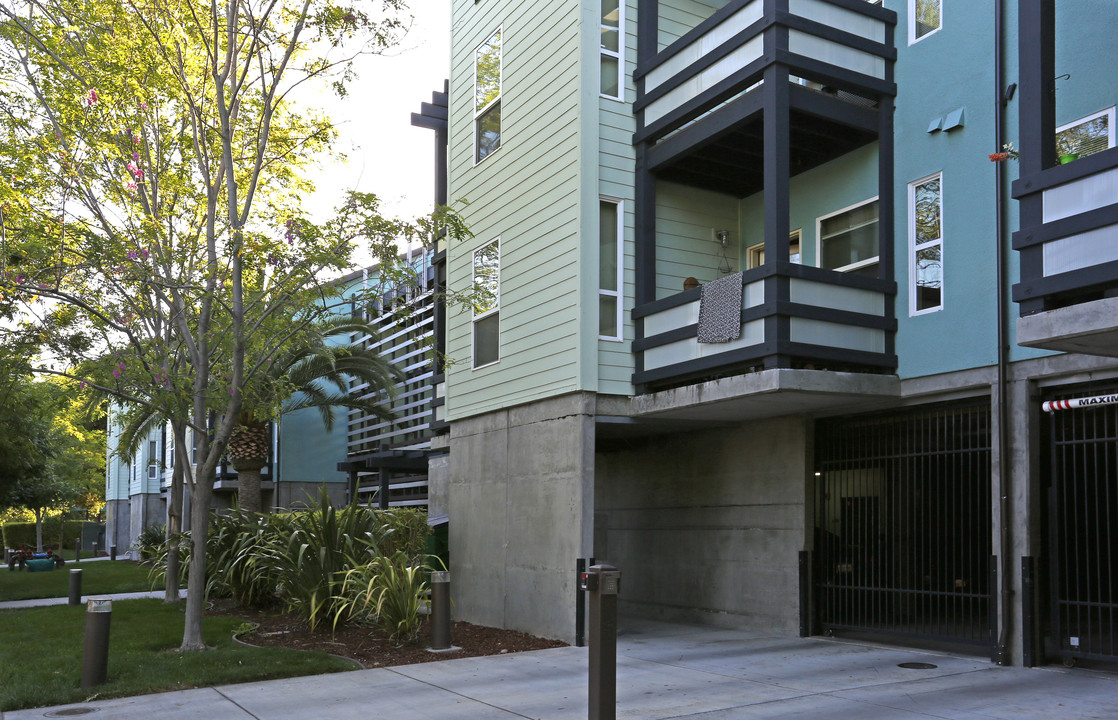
left=1042, top=393, right=1118, bottom=412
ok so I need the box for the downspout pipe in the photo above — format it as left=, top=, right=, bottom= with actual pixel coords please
left=994, top=0, right=1012, bottom=666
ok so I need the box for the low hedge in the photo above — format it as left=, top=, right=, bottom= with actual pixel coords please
left=2, top=520, right=85, bottom=551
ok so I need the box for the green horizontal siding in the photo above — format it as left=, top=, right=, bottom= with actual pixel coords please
left=447, top=0, right=586, bottom=421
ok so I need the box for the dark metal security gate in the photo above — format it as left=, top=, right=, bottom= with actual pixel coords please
left=1047, top=390, right=1118, bottom=665
left=814, top=402, right=993, bottom=649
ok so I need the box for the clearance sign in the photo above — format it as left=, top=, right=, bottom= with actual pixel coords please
left=1042, top=394, right=1118, bottom=413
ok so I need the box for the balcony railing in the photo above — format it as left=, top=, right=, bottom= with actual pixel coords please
left=633, top=264, right=895, bottom=387
left=1013, top=147, right=1118, bottom=313
left=634, top=0, right=895, bottom=144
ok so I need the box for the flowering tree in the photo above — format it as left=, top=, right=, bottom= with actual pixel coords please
left=0, top=0, right=413, bottom=650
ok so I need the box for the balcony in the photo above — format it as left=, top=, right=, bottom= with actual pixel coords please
left=633, top=263, right=894, bottom=388
left=631, top=0, right=897, bottom=389
left=634, top=0, right=896, bottom=194
left=1012, top=3, right=1118, bottom=356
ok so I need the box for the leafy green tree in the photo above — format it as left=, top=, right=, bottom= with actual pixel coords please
left=0, top=0, right=419, bottom=651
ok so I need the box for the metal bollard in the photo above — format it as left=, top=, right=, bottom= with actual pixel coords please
left=74, top=539, right=81, bottom=562
left=110, top=545, right=117, bottom=562
left=430, top=571, right=452, bottom=650
left=584, top=563, right=621, bottom=720
left=92, top=542, right=99, bottom=558
left=81, top=599, right=112, bottom=689
left=69, top=569, right=83, bottom=606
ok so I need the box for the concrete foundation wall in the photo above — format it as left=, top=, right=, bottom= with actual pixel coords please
left=126, top=493, right=165, bottom=558
left=595, top=416, right=809, bottom=634
left=106, top=499, right=131, bottom=554
left=448, top=393, right=595, bottom=642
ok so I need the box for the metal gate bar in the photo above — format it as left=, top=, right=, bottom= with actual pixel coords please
left=1049, top=394, right=1118, bottom=663
left=815, top=403, right=993, bottom=647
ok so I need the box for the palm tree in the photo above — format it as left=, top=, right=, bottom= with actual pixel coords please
left=228, top=317, right=401, bottom=512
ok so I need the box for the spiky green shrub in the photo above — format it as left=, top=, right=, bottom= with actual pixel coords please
left=133, top=524, right=167, bottom=561
left=259, top=490, right=385, bottom=630
left=336, top=550, right=430, bottom=644
left=205, top=510, right=287, bottom=608
left=378, top=508, right=432, bottom=563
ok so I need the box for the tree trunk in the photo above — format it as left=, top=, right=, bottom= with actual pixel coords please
left=229, top=424, right=269, bottom=513
left=34, top=508, right=43, bottom=552
left=180, top=469, right=212, bottom=651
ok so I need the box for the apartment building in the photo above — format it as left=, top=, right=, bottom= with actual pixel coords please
left=436, top=0, right=1118, bottom=667
left=105, top=248, right=444, bottom=554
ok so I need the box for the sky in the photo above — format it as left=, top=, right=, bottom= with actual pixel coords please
left=302, top=1, right=451, bottom=248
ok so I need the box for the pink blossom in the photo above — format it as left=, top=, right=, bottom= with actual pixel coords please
left=126, top=181, right=138, bottom=194
left=140, top=102, right=148, bottom=110
left=86, top=89, right=99, bottom=106
left=133, top=135, right=141, bottom=144
left=132, top=151, right=139, bottom=163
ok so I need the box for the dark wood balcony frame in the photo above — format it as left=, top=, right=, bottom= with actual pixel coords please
left=1012, top=2, right=1118, bottom=315
left=632, top=0, right=897, bottom=389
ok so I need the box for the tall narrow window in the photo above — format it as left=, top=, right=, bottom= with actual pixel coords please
left=1056, top=107, right=1115, bottom=160
left=599, top=200, right=622, bottom=339
left=818, top=199, right=879, bottom=277
left=910, top=174, right=943, bottom=313
left=910, top=0, right=941, bottom=43
left=475, top=28, right=502, bottom=163
left=472, top=239, right=500, bottom=367
left=600, top=0, right=623, bottom=99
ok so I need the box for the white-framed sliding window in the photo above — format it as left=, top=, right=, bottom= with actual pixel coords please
left=600, top=0, right=624, bottom=100
left=1056, top=107, right=1116, bottom=159
left=909, top=0, right=941, bottom=44
left=474, top=27, right=502, bottom=164
left=909, top=173, right=943, bottom=315
left=599, top=198, right=623, bottom=340
left=816, top=197, right=880, bottom=277
left=472, top=238, right=501, bottom=368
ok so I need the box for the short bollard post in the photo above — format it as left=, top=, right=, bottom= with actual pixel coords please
left=74, top=539, right=81, bottom=562
left=69, top=569, right=83, bottom=606
left=584, top=563, right=621, bottom=720
left=110, top=545, right=117, bottom=562
left=430, top=571, right=452, bottom=650
left=92, top=542, right=99, bottom=558
left=81, top=599, right=112, bottom=689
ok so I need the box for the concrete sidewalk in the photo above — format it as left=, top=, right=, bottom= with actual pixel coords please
left=4, top=619, right=1117, bottom=719
left=0, top=588, right=176, bottom=610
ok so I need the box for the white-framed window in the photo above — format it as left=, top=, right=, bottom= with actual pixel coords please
left=909, top=0, right=941, bottom=44
left=1056, top=107, right=1116, bottom=160
left=817, top=198, right=879, bottom=277
left=472, top=238, right=500, bottom=368
left=746, top=230, right=802, bottom=269
left=600, top=0, right=624, bottom=100
left=474, top=28, right=502, bottom=164
left=599, top=199, right=623, bottom=340
left=909, top=173, right=943, bottom=314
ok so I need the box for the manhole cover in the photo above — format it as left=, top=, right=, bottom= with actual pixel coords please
left=897, top=662, right=938, bottom=670
left=44, top=709, right=98, bottom=717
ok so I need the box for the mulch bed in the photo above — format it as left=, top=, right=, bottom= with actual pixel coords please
left=208, top=599, right=566, bottom=668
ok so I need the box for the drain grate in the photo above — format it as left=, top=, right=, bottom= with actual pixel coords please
left=897, top=662, right=938, bottom=670
left=44, top=709, right=98, bottom=717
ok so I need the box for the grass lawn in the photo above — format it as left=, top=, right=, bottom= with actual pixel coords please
left=0, top=599, right=357, bottom=711
left=0, top=560, right=164, bottom=602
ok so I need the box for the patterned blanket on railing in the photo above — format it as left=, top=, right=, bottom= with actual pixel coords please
left=697, top=272, right=743, bottom=343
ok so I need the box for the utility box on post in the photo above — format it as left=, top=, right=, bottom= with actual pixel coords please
left=586, top=563, right=621, bottom=720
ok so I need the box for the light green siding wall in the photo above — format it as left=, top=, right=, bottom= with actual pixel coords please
left=655, top=181, right=740, bottom=299
left=659, top=0, right=728, bottom=50
left=447, top=0, right=587, bottom=420
left=597, top=0, right=637, bottom=397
